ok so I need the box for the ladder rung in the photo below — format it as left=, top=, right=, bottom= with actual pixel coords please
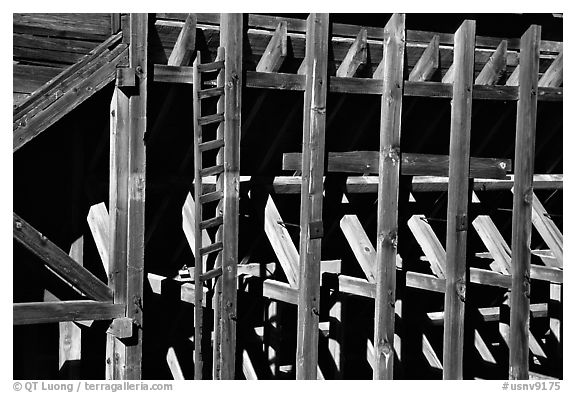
left=199, top=216, right=223, bottom=230
left=198, top=86, right=225, bottom=99
left=199, top=139, right=224, bottom=152
left=201, top=164, right=224, bottom=177
left=200, top=242, right=223, bottom=256
left=199, top=190, right=224, bottom=204
left=198, top=113, right=224, bottom=126
left=197, top=60, right=225, bottom=73
left=200, top=266, right=223, bottom=281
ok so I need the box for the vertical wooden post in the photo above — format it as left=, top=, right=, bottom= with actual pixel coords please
left=442, top=19, right=475, bottom=380
left=509, top=25, right=540, bottom=380
left=214, top=13, right=243, bottom=380
left=295, top=13, right=329, bottom=380
left=107, top=13, right=148, bottom=380
left=373, top=13, right=405, bottom=380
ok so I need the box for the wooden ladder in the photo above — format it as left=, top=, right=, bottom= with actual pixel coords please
left=192, top=47, right=227, bottom=379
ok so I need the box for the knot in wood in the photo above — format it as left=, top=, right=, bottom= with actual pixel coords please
left=312, top=307, right=320, bottom=316
left=383, top=146, right=401, bottom=164
left=499, top=161, right=507, bottom=170
left=523, top=191, right=533, bottom=205
left=135, top=65, right=143, bottom=75
left=379, top=340, right=393, bottom=355
left=386, top=230, right=398, bottom=248
left=311, top=106, right=326, bottom=115
left=456, top=213, right=468, bottom=232
left=456, top=279, right=466, bottom=302
left=15, top=221, right=22, bottom=230
left=523, top=273, right=531, bottom=298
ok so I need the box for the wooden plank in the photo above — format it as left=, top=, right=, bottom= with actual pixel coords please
left=539, top=51, right=562, bottom=87
left=13, top=13, right=112, bottom=41
left=530, top=194, right=562, bottom=267
left=407, top=215, right=446, bottom=278
left=14, top=301, right=124, bottom=325
left=442, top=20, right=475, bottom=380
left=336, top=28, right=367, bottom=77
left=87, top=202, right=110, bottom=276
left=59, top=237, right=83, bottom=378
left=168, top=14, right=196, bottom=66
left=472, top=215, right=512, bottom=274
left=13, top=213, right=112, bottom=301
left=296, top=13, right=329, bottom=380
left=264, top=195, right=299, bottom=288
left=408, top=35, right=439, bottom=82
left=283, top=151, right=511, bottom=179
left=475, top=40, right=508, bottom=85
left=372, top=13, right=405, bottom=380
left=256, top=21, right=288, bottom=73
left=509, top=25, right=540, bottom=381
left=167, top=347, right=185, bottom=380
left=13, top=44, right=128, bottom=152
left=147, top=273, right=208, bottom=306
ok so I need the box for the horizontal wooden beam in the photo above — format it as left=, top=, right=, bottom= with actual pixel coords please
left=153, top=67, right=562, bottom=101
left=14, top=301, right=124, bottom=325
left=262, top=174, right=562, bottom=194
left=14, top=213, right=112, bottom=301
left=283, top=151, right=511, bottom=179
left=147, top=273, right=208, bottom=307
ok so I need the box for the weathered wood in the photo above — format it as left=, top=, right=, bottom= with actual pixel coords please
left=14, top=41, right=128, bottom=152
left=264, top=195, right=299, bottom=288
left=408, top=35, right=439, bottom=82
left=475, top=40, right=508, bottom=85
left=14, top=13, right=112, bottom=41
left=296, top=13, right=329, bottom=380
left=530, top=194, right=563, bottom=267
left=509, top=25, right=540, bottom=381
left=13, top=213, right=112, bottom=301
left=336, top=28, right=367, bottom=77
left=14, top=301, right=125, bottom=325
left=147, top=273, right=208, bottom=306
left=408, top=215, right=446, bottom=278
left=283, top=151, right=511, bottom=179
left=443, top=20, right=475, bottom=380
left=87, top=202, right=110, bottom=276
left=168, top=14, right=197, bottom=66
left=538, top=51, right=562, bottom=87
left=59, top=237, right=84, bottom=378
left=215, top=14, right=243, bottom=380
left=256, top=21, right=288, bottom=73
left=372, top=13, right=405, bottom=380
left=472, top=216, right=512, bottom=274
left=167, top=348, right=185, bottom=380
left=155, top=67, right=562, bottom=101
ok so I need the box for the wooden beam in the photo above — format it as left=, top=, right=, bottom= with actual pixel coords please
left=296, top=13, right=329, bottom=380
left=264, top=174, right=562, bottom=194
left=166, top=347, right=185, bottom=380
left=442, top=20, right=475, bottom=380
left=264, top=195, right=299, bottom=288
left=539, top=51, right=562, bottom=87
left=407, top=215, right=446, bottom=278
left=87, top=202, right=110, bottom=276
left=472, top=215, right=511, bottom=274
left=530, top=194, right=562, bottom=267
left=283, top=151, right=511, bottom=179
left=147, top=273, right=208, bottom=306
left=214, top=13, right=243, bottom=380
left=13, top=213, right=112, bottom=301
left=373, top=13, right=405, bottom=380
left=13, top=40, right=128, bottom=152
left=14, top=301, right=125, bottom=325
left=475, top=40, right=508, bottom=85
left=257, top=21, right=288, bottom=73
left=408, top=35, right=439, bottom=82
left=168, top=14, right=197, bottom=66
left=107, top=13, right=148, bottom=380
left=509, top=24, right=540, bottom=381
left=336, top=28, right=367, bottom=77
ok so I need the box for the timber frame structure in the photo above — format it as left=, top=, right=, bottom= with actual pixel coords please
left=13, top=13, right=562, bottom=380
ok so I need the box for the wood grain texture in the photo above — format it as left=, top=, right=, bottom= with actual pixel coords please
left=283, top=151, right=511, bottom=179
left=256, top=21, right=288, bottom=73
left=509, top=25, right=540, bottom=381
left=373, top=13, right=405, bottom=380
left=296, top=13, right=329, bottom=380
left=475, top=40, right=508, bottom=85
left=442, top=20, right=475, bottom=380
left=14, top=301, right=124, bottom=325
left=409, top=35, right=439, bottom=82
left=13, top=213, right=112, bottom=301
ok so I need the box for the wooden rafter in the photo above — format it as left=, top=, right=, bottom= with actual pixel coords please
left=509, top=24, right=540, bottom=381
left=13, top=213, right=112, bottom=302
left=408, top=35, right=439, bottom=82
left=257, top=21, right=288, bottom=73
left=336, top=28, right=367, bottom=77
left=87, top=202, right=110, bottom=276
left=475, top=40, right=508, bottom=85
left=538, top=51, right=562, bottom=88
